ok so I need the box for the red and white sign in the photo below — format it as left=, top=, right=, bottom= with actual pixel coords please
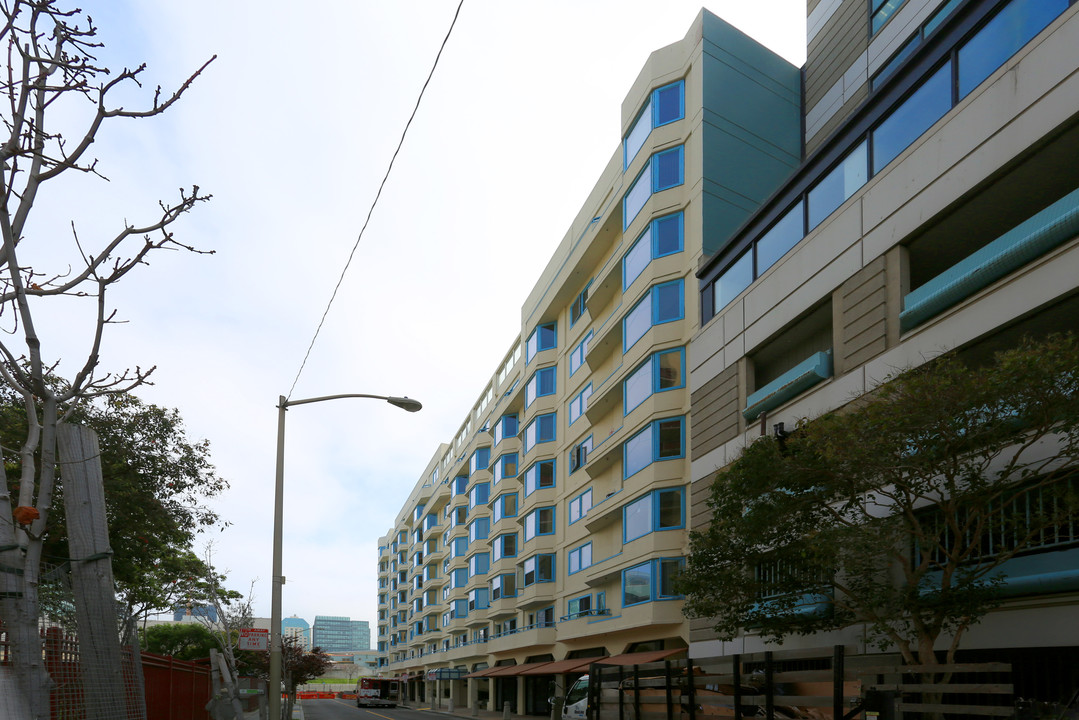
left=238, top=628, right=269, bottom=651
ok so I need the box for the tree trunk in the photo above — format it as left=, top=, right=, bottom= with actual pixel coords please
left=58, top=424, right=127, bottom=720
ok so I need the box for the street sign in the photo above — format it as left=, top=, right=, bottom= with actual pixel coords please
left=238, top=628, right=269, bottom=651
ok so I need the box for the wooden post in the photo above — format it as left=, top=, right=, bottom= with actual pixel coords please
left=58, top=424, right=127, bottom=720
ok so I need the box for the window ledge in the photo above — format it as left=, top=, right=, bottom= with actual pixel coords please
left=743, top=350, right=834, bottom=421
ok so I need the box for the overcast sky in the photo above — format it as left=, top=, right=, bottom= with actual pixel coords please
left=25, top=1, right=806, bottom=633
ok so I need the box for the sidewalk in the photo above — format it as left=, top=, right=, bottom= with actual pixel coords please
left=241, top=701, right=304, bottom=720
left=405, top=699, right=543, bottom=720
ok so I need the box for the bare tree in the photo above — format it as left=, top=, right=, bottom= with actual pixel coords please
left=0, top=2, right=213, bottom=717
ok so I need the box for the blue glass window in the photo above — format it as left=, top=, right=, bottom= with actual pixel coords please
left=493, top=492, right=517, bottom=523
left=469, top=447, right=491, bottom=475
left=570, top=331, right=592, bottom=376
left=522, top=554, right=555, bottom=586
left=452, top=537, right=468, bottom=558
left=452, top=476, right=468, bottom=497
left=452, top=567, right=468, bottom=588
left=713, top=250, right=752, bottom=312
left=623, top=279, right=684, bottom=353
left=523, top=459, right=555, bottom=497
left=490, top=573, right=516, bottom=600
left=526, top=322, right=556, bottom=364
left=468, top=482, right=490, bottom=509
left=493, top=453, right=518, bottom=484
left=624, top=212, right=684, bottom=290
left=523, top=412, right=556, bottom=454
left=524, top=506, right=555, bottom=541
left=623, top=417, right=685, bottom=479
left=623, top=146, right=685, bottom=230
left=958, top=0, right=1067, bottom=99
left=569, top=384, right=592, bottom=425
left=623, top=80, right=685, bottom=170
left=452, top=599, right=468, bottom=619
left=570, top=282, right=591, bottom=326
left=569, top=488, right=593, bottom=524
left=624, top=347, right=685, bottom=415
left=468, top=553, right=490, bottom=578
left=622, top=557, right=684, bottom=606
left=468, top=517, right=490, bottom=544
left=755, top=201, right=805, bottom=273
left=623, top=487, right=685, bottom=542
left=569, top=436, right=592, bottom=475
left=468, top=587, right=489, bottom=611
left=493, top=414, right=518, bottom=446
left=568, top=543, right=593, bottom=575
left=492, top=532, right=517, bottom=561
left=871, top=0, right=907, bottom=35
left=807, top=140, right=867, bottom=230
left=873, top=61, right=952, bottom=174
left=525, top=366, right=557, bottom=408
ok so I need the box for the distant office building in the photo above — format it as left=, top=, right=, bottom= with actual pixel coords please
left=312, top=615, right=370, bottom=653
left=282, top=615, right=311, bottom=651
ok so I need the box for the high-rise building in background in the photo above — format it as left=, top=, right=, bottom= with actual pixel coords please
left=311, top=615, right=371, bottom=654
left=282, top=615, right=311, bottom=651
left=352, top=619, right=371, bottom=651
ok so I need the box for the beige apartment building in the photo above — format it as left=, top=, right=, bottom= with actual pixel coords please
left=376, top=8, right=800, bottom=714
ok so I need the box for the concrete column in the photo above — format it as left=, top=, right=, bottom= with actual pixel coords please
left=516, top=676, right=526, bottom=716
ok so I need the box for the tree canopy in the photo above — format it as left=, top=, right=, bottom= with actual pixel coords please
left=0, top=385, right=228, bottom=637
left=143, top=623, right=221, bottom=662
left=679, top=333, right=1079, bottom=667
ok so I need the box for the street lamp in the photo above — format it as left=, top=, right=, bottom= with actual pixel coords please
left=270, top=393, right=421, bottom=720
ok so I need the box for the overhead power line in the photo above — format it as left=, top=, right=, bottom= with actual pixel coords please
left=286, top=0, right=466, bottom=400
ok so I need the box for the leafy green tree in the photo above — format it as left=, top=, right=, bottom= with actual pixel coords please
left=679, top=333, right=1079, bottom=671
left=143, top=622, right=220, bottom=661
left=1, top=385, right=228, bottom=639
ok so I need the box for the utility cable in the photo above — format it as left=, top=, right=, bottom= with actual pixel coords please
left=286, top=0, right=466, bottom=400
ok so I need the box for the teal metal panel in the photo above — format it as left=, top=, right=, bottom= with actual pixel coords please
left=900, top=185, right=1079, bottom=331
left=743, top=350, right=834, bottom=421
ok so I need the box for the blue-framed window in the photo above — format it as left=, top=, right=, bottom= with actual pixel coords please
left=570, top=282, right=591, bottom=326
left=870, top=0, right=907, bottom=35
left=468, top=587, right=489, bottom=611
left=492, top=532, right=517, bottom=561
left=523, top=459, right=555, bottom=497
left=493, top=414, right=518, bottom=446
left=424, top=512, right=438, bottom=531
left=468, top=517, right=490, bottom=544
left=566, top=594, right=593, bottom=619
left=469, top=482, right=490, bottom=510
left=569, top=488, right=593, bottom=525
left=624, top=80, right=685, bottom=169
left=469, top=447, right=490, bottom=475
left=525, top=366, right=557, bottom=408
left=623, top=146, right=685, bottom=230
left=451, top=599, right=468, bottom=618
left=468, top=552, right=490, bottom=577
left=569, top=436, right=592, bottom=475
left=568, top=542, right=593, bottom=575
left=624, top=417, right=685, bottom=479
left=491, top=573, right=516, bottom=600
left=624, top=487, right=685, bottom=543
left=522, top=554, right=555, bottom=587
left=412, top=504, right=425, bottom=522
left=452, top=476, right=468, bottom=497
left=493, top=453, right=518, bottom=484
left=523, top=412, right=556, bottom=454
left=622, top=557, right=685, bottom=606
left=451, top=537, right=468, bottom=558
left=449, top=505, right=467, bottom=528
left=570, top=331, right=592, bottom=376
left=492, top=492, right=517, bottom=523
left=958, top=0, right=1067, bottom=98
left=624, top=347, right=685, bottom=414
left=623, top=279, right=684, bottom=354
left=569, top=384, right=592, bottom=425
left=526, top=322, right=557, bottom=364
left=524, top=506, right=555, bottom=541
left=623, top=212, right=685, bottom=290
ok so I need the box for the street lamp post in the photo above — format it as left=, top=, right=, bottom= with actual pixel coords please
left=270, top=393, right=421, bottom=720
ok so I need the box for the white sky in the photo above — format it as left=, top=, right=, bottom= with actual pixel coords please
left=24, top=1, right=806, bottom=634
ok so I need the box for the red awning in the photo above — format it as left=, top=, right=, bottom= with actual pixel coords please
left=591, top=648, right=686, bottom=666
left=463, top=666, right=498, bottom=679
left=518, top=658, right=594, bottom=675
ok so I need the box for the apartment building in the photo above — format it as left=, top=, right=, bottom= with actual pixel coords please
left=692, top=0, right=1079, bottom=680
left=375, top=9, right=800, bottom=714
